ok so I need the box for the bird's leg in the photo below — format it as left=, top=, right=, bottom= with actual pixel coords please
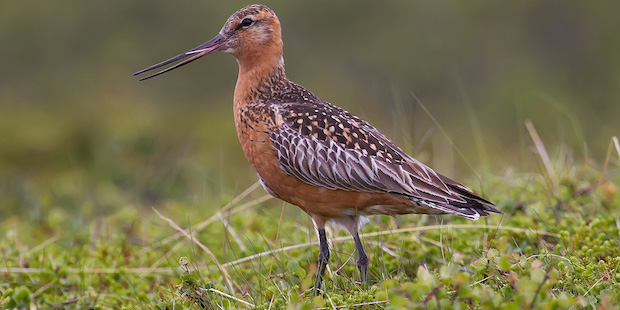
left=353, top=232, right=369, bottom=289
left=314, top=227, right=330, bottom=296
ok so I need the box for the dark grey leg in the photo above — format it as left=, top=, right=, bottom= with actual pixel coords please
left=353, top=232, right=369, bottom=288
left=314, top=227, right=330, bottom=295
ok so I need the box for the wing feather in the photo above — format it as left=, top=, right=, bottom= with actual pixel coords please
left=272, top=105, right=445, bottom=197
left=268, top=101, right=501, bottom=218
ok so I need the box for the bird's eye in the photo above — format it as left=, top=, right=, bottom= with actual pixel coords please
left=240, top=18, right=253, bottom=29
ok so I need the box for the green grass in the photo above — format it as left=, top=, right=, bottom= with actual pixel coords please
left=2, top=1, right=620, bottom=308
left=2, top=129, right=620, bottom=309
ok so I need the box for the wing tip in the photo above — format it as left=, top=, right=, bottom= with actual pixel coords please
left=417, top=193, right=502, bottom=221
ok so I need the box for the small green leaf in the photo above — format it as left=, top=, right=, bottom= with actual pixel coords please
left=498, top=255, right=511, bottom=271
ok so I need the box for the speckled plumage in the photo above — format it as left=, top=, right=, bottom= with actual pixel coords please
left=234, top=64, right=498, bottom=221
left=135, top=4, right=502, bottom=293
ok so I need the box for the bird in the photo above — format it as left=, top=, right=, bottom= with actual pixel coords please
left=135, top=4, right=502, bottom=294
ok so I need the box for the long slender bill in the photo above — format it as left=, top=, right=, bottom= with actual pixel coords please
left=134, top=33, right=227, bottom=81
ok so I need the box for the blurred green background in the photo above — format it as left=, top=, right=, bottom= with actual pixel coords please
left=1, top=0, right=619, bottom=221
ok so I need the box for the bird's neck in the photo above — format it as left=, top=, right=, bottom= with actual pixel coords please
left=234, top=53, right=287, bottom=109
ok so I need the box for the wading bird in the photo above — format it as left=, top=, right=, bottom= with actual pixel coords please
left=135, top=4, right=501, bottom=294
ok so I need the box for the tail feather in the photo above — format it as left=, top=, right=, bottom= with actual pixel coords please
left=419, top=199, right=484, bottom=220
left=416, top=174, right=502, bottom=220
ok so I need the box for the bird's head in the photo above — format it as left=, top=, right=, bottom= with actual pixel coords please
left=135, top=4, right=283, bottom=80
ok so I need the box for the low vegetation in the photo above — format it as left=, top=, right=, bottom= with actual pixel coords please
left=2, top=135, right=619, bottom=309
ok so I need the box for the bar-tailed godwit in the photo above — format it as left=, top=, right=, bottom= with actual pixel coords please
left=135, top=4, right=501, bottom=294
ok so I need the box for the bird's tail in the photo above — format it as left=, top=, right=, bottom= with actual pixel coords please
left=420, top=174, right=503, bottom=221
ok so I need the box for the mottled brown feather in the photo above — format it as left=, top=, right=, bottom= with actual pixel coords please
left=231, top=59, right=499, bottom=221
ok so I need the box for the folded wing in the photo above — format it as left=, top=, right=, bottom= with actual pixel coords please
left=269, top=102, right=501, bottom=220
